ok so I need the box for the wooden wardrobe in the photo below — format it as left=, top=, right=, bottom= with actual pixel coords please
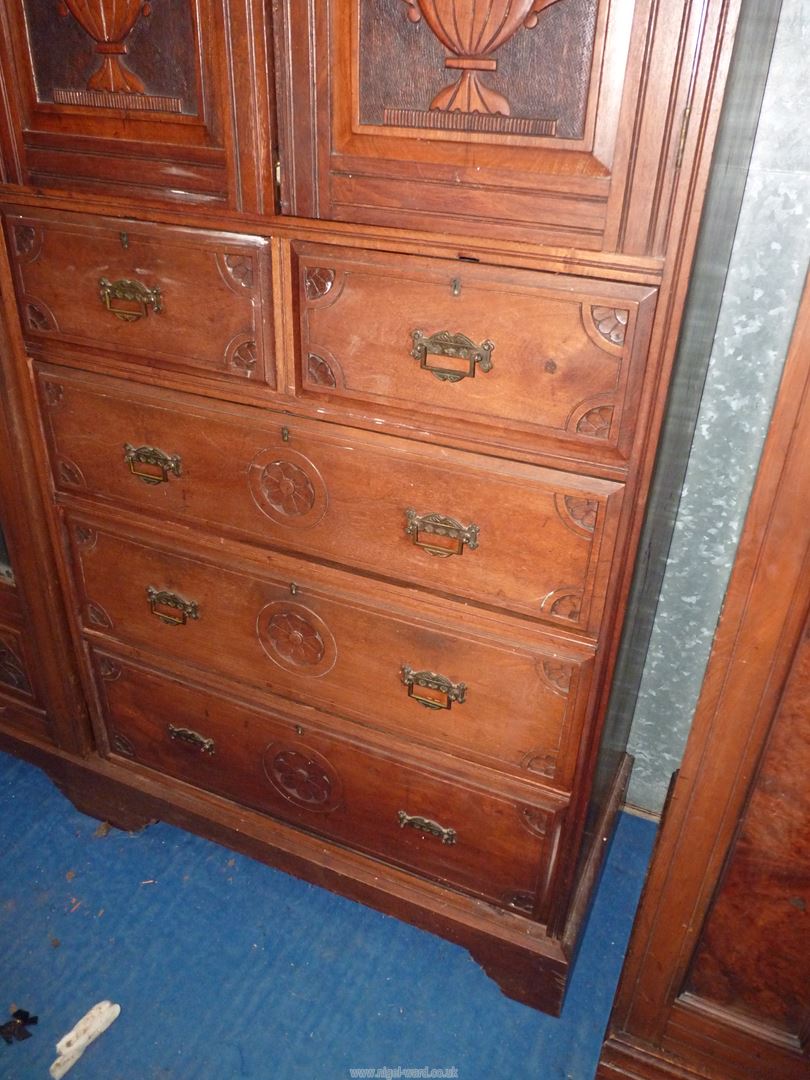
left=0, top=0, right=743, bottom=1013
left=599, top=279, right=810, bottom=1077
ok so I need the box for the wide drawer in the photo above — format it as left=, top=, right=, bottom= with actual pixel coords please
left=67, top=512, right=595, bottom=789
left=4, top=207, right=275, bottom=387
left=39, top=364, right=623, bottom=634
left=92, top=648, right=566, bottom=916
left=294, top=243, right=657, bottom=466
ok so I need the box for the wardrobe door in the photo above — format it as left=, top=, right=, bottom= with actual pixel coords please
left=274, top=0, right=712, bottom=254
left=0, top=0, right=273, bottom=210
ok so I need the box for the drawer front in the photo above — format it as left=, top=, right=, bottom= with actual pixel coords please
left=295, top=244, right=657, bottom=465
left=39, top=364, right=623, bottom=634
left=93, top=649, right=565, bottom=915
left=5, top=208, right=274, bottom=387
left=68, top=515, right=594, bottom=788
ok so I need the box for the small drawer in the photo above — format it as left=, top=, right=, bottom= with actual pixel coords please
left=294, top=243, right=657, bottom=466
left=93, top=648, right=566, bottom=916
left=38, top=364, right=623, bottom=634
left=4, top=207, right=274, bottom=387
left=67, top=513, right=595, bottom=789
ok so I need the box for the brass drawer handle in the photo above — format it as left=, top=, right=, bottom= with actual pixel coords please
left=146, top=586, right=200, bottom=626
left=124, top=443, right=182, bottom=485
left=398, top=810, right=457, bottom=846
left=99, top=277, right=163, bottom=322
left=411, top=329, right=494, bottom=383
left=168, top=724, right=215, bottom=755
left=405, top=509, right=479, bottom=558
left=401, top=665, right=467, bottom=710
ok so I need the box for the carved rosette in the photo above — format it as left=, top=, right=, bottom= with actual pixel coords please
left=13, top=224, right=42, bottom=261
left=25, top=300, right=57, bottom=333
left=74, top=526, right=98, bottom=550
left=97, top=656, right=122, bottom=681
left=591, top=306, right=629, bottom=347
left=42, top=381, right=65, bottom=407
left=521, top=750, right=557, bottom=779
left=110, top=730, right=135, bottom=757
left=306, top=353, right=338, bottom=388
left=248, top=448, right=327, bottom=529
left=554, top=493, right=599, bottom=539
left=257, top=601, right=337, bottom=677
left=57, top=457, right=86, bottom=488
left=304, top=268, right=336, bottom=302
left=541, top=659, right=573, bottom=696
left=540, top=587, right=583, bottom=625
left=86, top=601, right=113, bottom=630
left=0, top=635, right=31, bottom=696
left=224, top=333, right=259, bottom=378
left=520, top=806, right=550, bottom=839
left=262, top=742, right=343, bottom=812
left=261, top=462, right=315, bottom=517
left=567, top=402, right=615, bottom=441
left=221, top=254, right=255, bottom=290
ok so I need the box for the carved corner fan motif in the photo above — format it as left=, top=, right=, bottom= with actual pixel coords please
left=387, top=0, right=566, bottom=136
left=50, top=0, right=183, bottom=112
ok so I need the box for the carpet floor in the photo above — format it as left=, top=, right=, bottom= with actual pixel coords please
left=0, top=750, right=655, bottom=1080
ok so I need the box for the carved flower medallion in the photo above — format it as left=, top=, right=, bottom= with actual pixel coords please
left=260, top=462, right=316, bottom=517
left=257, top=601, right=337, bottom=677
left=263, top=742, right=342, bottom=812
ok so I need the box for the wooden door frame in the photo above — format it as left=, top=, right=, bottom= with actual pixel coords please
left=599, top=269, right=810, bottom=1079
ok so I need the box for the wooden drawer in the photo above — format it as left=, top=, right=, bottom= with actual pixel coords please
left=39, top=364, right=623, bottom=634
left=4, top=207, right=275, bottom=388
left=92, top=648, right=566, bottom=916
left=294, top=243, right=657, bottom=466
left=67, top=512, right=595, bottom=789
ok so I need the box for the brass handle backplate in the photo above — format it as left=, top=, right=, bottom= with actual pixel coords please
left=411, top=329, right=494, bottom=383
left=398, top=810, right=457, bottom=845
left=401, top=664, right=467, bottom=710
left=99, top=277, right=163, bottom=322
left=146, top=586, right=199, bottom=626
left=168, top=724, right=215, bottom=755
left=124, top=443, right=182, bottom=485
left=405, top=509, right=479, bottom=558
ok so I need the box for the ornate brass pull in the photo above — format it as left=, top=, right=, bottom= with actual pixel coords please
left=99, top=277, right=163, bottom=322
left=168, top=724, right=215, bottom=755
left=123, top=444, right=182, bottom=485
left=405, top=509, right=479, bottom=558
left=398, top=810, right=457, bottom=846
left=146, top=586, right=199, bottom=626
left=411, top=329, right=494, bottom=383
left=401, top=665, right=467, bottom=710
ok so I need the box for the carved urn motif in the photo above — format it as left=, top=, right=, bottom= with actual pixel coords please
left=58, top=0, right=151, bottom=94
left=402, top=0, right=564, bottom=116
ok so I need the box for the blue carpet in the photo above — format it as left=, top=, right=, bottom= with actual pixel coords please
left=0, top=750, right=655, bottom=1080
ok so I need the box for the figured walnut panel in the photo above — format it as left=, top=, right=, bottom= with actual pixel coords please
left=685, top=615, right=810, bottom=1053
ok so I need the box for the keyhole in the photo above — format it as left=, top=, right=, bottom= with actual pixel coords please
left=451, top=278, right=461, bottom=297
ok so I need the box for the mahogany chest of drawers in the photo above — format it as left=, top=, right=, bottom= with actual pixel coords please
left=0, top=0, right=742, bottom=1014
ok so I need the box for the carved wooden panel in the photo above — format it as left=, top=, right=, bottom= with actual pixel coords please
left=357, top=0, right=596, bottom=141
left=0, top=0, right=274, bottom=208
left=24, top=0, right=198, bottom=114
left=273, top=0, right=718, bottom=253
